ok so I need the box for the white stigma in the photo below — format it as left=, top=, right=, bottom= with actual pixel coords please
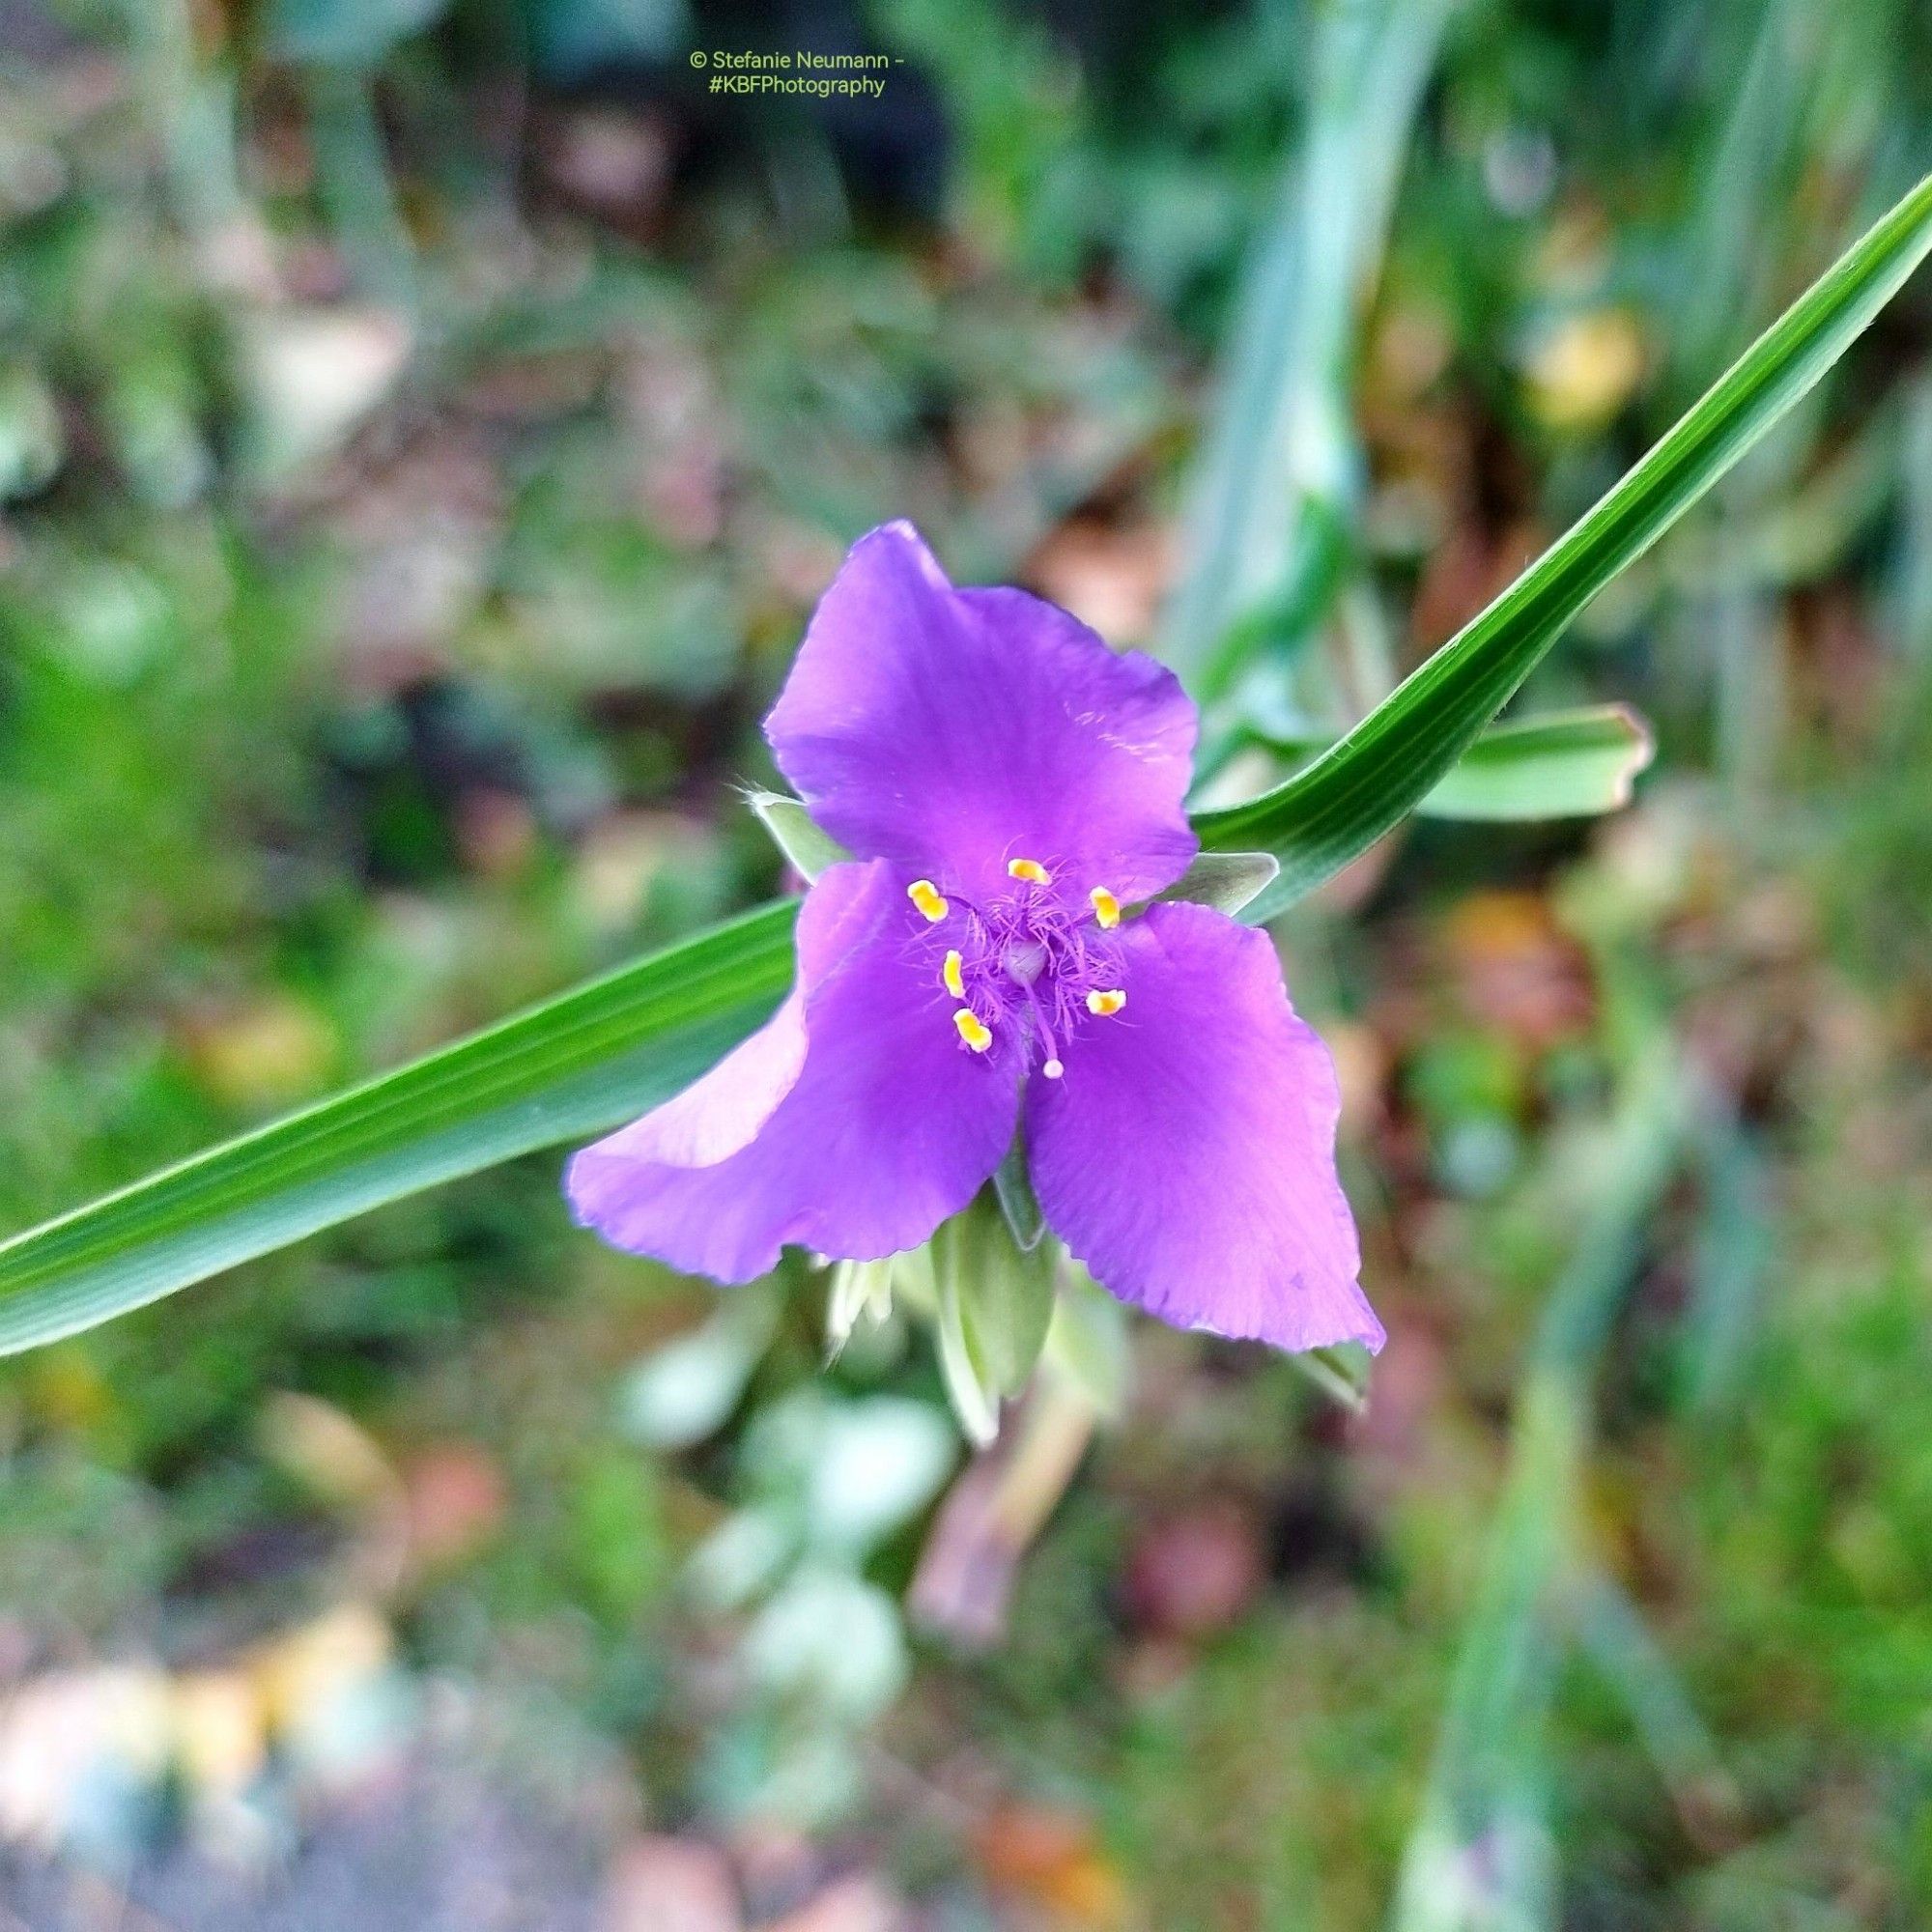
left=1041, top=1058, right=1065, bottom=1080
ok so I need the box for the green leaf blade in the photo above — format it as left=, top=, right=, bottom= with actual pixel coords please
left=1420, top=705, right=1655, bottom=821
left=1198, top=173, right=1932, bottom=919
left=0, top=898, right=798, bottom=1354
left=1, top=176, right=1927, bottom=1355
left=1236, top=704, right=1656, bottom=822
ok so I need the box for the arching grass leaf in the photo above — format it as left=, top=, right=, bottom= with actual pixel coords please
left=1, top=175, right=1926, bottom=1354
left=1197, top=173, right=1932, bottom=920
left=0, top=899, right=798, bottom=1354
left=1240, top=704, right=1656, bottom=822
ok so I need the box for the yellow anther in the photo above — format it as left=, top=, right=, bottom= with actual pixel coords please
left=1041, top=1058, right=1065, bottom=1080
left=1089, top=886, right=1121, bottom=929
left=907, top=878, right=949, bottom=923
left=1086, top=988, right=1126, bottom=1017
left=952, top=1008, right=993, bottom=1053
left=942, top=949, right=965, bottom=999
left=1007, top=858, right=1052, bottom=885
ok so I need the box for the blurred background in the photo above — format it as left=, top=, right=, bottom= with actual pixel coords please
left=2, top=0, right=1931, bottom=1925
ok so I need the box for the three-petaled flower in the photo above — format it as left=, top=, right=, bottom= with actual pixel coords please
left=566, top=524, right=1383, bottom=1354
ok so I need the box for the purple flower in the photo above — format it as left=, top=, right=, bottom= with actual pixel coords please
left=566, top=524, right=1382, bottom=1353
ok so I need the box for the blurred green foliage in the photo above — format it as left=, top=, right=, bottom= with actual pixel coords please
left=2, top=0, right=1931, bottom=1925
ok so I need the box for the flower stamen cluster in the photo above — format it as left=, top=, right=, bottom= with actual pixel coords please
left=907, top=862, right=1127, bottom=1080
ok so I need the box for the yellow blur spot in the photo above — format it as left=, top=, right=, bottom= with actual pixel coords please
left=1526, top=308, right=1646, bottom=432
left=1086, top=988, right=1126, bottom=1017
left=953, top=1009, right=993, bottom=1052
left=1007, top=858, right=1052, bottom=885
left=1089, top=886, right=1121, bottom=929
left=942, top=949, right=965, bottom=998
left=907, top=878, right=949, bottom=922
left=173, top=1672, right=268, bottom=1801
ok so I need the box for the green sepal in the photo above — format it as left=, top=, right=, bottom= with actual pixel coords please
left=992, top=1136, right=1047, bottom=1252
left=824, top=1256, right=896, bottom=1356
left=926, top=1190, right=1059, bottom=1444
left=1155, top=849, right=1281, bottom=917
left=1289, top=1342, right=1372, bottom=1413
left=1041, top=1265, right=1132, bottom=1419
left=747, top=789, right=852, bottom=883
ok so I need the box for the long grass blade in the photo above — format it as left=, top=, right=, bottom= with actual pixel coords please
left=0, top=900, right=797, bottom=1352
left=1160, top=0, right=1455, bottom=693
left=1197, top=173, right=1932, bottom=920
left=1, top=178, right=1927, bottom=1353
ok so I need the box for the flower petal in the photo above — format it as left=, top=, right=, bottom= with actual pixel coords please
left=610, top=993, right=809, bottom=1170
left=765, top=523, right=1198, bottom=903
left=1025, top=901, right=1381, bottom=1352
left=567, top=860, right=1019, bottom=1283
